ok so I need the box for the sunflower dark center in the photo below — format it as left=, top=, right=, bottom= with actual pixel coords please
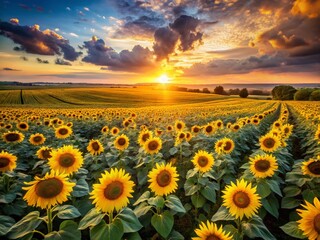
left=148, top=140, right=159, bottom=151
left=206, top=125, right=213, bottom=133
left=35, top=178, right=63, bottom=198
left=197, top=156, right=209, bottom=167
left=118, top=138, right=126, bottom=146
left=156, top=170, right=171, bottom=187
left=217, top=142, right=223, bottom=147
left=0, top=157, right=9, bottom=168
left=224, top=141, right=232, bottom=151
left=104, top=181, right=124, bottom=200
left=58, top=128, right=68, bottom=135
left=193, top=127, right=199, bottom=133
left=179, top=133, right=185, bottom=139
left=59, top=153, right=75, bottom=167
left=113, top=129, right=118, bottom=134
left=33, top=136, right=43, bottom=143
left=5, top=133, right=19, bottom=142
left=124, top=122, right=129, bottom=127
left=19, top=123, right=27, bottom=129
left=92, top=142, right=100, bottom=151
left=314, top=214, right=320, bottom=233
left=234, top=125, right=240, bottom=130
left=177, top=123, right=182, bottom=129
left=217, top=122, right=222, bottom=127
left=233, top=191, right=250, bottom=208
left=142, top=133, right=150, bottom=142
left=255, top=160, right=270, bottom=172
left=42, top=149, right=52, bottom=159
left=307, top=161, right=320, bottom=175
left=284, top=128, right=289, bottom=133
left=206, top=235, right=221, bottom=240
left=263, top=138, right=275, bottom=148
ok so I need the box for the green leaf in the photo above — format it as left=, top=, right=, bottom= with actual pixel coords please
left=256, top=180, right=271, bottom=198
left=168, top=230, right=184, bottom=240
left=186, top=169, right=198, bottom=179
left=0, top=193, right=16, bottom=204
left=169, top=147, right=178, bottom=155
left=0, top=215, right=15, bottom=236
left=281, top=197, right=301, bottom=209
left=125, top=232, right=142, bottom=240
left=133, top=191, right=150, bottom=206
left=55, top=205, right=81, bottom=219
left=72, top=179, right=89, bottom=197
left=211, top=206, right=235, bottom=222
left=165, top=195, right=186, bottom=213
left=223, top=224, right=242, bottom=240
left=267, top=179, right=282, bottom=197
left=117, top=208, right=143, bottom=233
left=44, top=220, right=81, bottom=240
left=200, top=182, right=216, bottom=203
left=261, top=195, right=279, bottom=218
left=133, top=202, right=152, bottom=217
left=7, top=211, right=42, bottom=239
left=90, top=219, right=123, bottom=240
left=151, top=210, right=174, bottom=238
left=242, top=215, right=276, bottom=240
left=280, top=221, right=305, bottom=239
left=283, top=186, right=301, bottom=197
left=78, top=208, right=105, bottom=230
left=184, top=178, right=200, bottom=196
left=148, top=196, right=165, bottom=208
left=302, top=189, right=319, bottom=203
left=191, top=194, right=206, bottom=208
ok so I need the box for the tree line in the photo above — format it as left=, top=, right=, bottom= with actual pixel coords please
left=271, top=85, right=320, bottom=101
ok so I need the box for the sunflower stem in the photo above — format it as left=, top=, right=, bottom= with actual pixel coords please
left=33, top=230, right=46, bottom=237
left=47, top=207, right=53, bottom=233
left=109, top=211, right=113, bottom=224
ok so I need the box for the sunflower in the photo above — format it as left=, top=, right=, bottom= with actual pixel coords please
left=214, top=139, right=224, bottom=155
left=273, top=121, right=282, bottom=129
left=114, top=134, right=130, bottom=151
left=87, top=139, right=104, bottom=155
left=281, top=124, right=293, bottom=138
left=17, top=122, right=29, bottom=131
left=269, top=128, right=282, bottom=138
left=3, top=131, right=24, bottom=143
left=203, top=124, right=215, bottom=135
left=29, top=133, right=46, bottom=145
left=23, top=171, right=75, bottom=209
left=143, top=137, right=162, bottom=155
left=297, top=197, right=320, bottom=240
left=48, top=145, right=84, bottom=175
left=301, top=157, right=320, bottom=177
left=191, top=150, right=214, bottom=173
left=138, top=130, right=152, bottom=146
left=174, top=120, right=185, bottom=131
left=231, top=124, right=241, bottom=132
left=55, top=125, right=72, bottom=139
left=259, top=133, right=281, bottom=152
left=167, top=125, right=173, bottom=132
left=110, top=127, right=120, bottom=136
left=222, top=138, right=235, bottom=154
left=0, top=151, right=17, bottom=172
left=186, top=131, right=192, bottom=142
left=37, top=146, right=53, bottom=160
left=215, top=120, right=224, bottom=129
left=90, top=168, right=135, bottom=213
left=148, top=162, right=179, bottom=196
left=249, top=154, right=278, bottom=178
left=193, top=221, right=232, bottom=240
left=222, top=179, right=261, bottom=220
left=191, top=125, right=201, bottom=134
left=101, top=126, right=109, bottom=134
left=175, top=131, right=186, bottom=146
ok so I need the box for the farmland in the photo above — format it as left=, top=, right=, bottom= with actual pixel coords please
left=0, top=87, right=319, bottom=240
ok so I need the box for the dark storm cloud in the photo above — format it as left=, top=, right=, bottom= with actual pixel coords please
left=0, top=20, right=81, bottom=61
left=36, top=58, right=49, bottom=64
left=184, top=53, right=320, bottom=76
left=112, top=16, right=164, bottom=39
left=82, top=37, right=155, bottom=72
left=55, top=58, right=72, bottom=66
left=153, top=15, right=203, bottom=60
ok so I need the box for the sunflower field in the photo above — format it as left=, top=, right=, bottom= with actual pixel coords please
left=0, top=98, right=320, bottom=240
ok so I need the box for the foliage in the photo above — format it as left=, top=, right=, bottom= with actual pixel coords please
left=271, top=85, right=297, bottom=100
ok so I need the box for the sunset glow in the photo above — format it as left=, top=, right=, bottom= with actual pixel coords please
left=157, top=74, right=170, bottom=84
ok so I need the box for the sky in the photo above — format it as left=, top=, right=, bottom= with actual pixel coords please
left=0, top=0, right=319, bottom=84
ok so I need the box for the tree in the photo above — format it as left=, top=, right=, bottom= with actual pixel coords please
left=294, top=88, right=314, bottom=100
left=228, top=88, right=240, bottom=95
left=214, top=86, right=224, bottom=95
left=310, top=90, right=320, bottom=101
left=202, top=88, right=210, bottom=93
left=239, top=88, right=249, bottom=98
left=271, top=85, right=297, bottom=100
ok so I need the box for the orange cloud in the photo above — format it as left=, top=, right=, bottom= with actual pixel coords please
left=291, top=0, right=320, bottom=18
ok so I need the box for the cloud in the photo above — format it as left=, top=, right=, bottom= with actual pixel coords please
left=36, top=58, right=49, bottom=64
left=153, top=15, right=203, bottom=60
left=3, top=67, right=20, bottom=71
left=55, top=58, right=72, bottom=66
left=69, top=33, right=79, bottom=38
left=66, top=7, right=71, bottom=11
left=81, top=37, right=155, bottom=72
left=84, top=7, right=90, bottom=11
left=291, top=0, right=320, bottom=18
left=0, top=19, right=81, bottom=61
left=10, top=18, right=19, bottom=25
left=184, top=53, right=320, bottom=76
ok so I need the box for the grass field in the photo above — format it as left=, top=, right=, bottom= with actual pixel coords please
left=0, top=86, right=319, bottom=240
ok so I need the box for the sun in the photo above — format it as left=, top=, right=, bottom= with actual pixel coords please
left=157, top=74, right=170, bottom=84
